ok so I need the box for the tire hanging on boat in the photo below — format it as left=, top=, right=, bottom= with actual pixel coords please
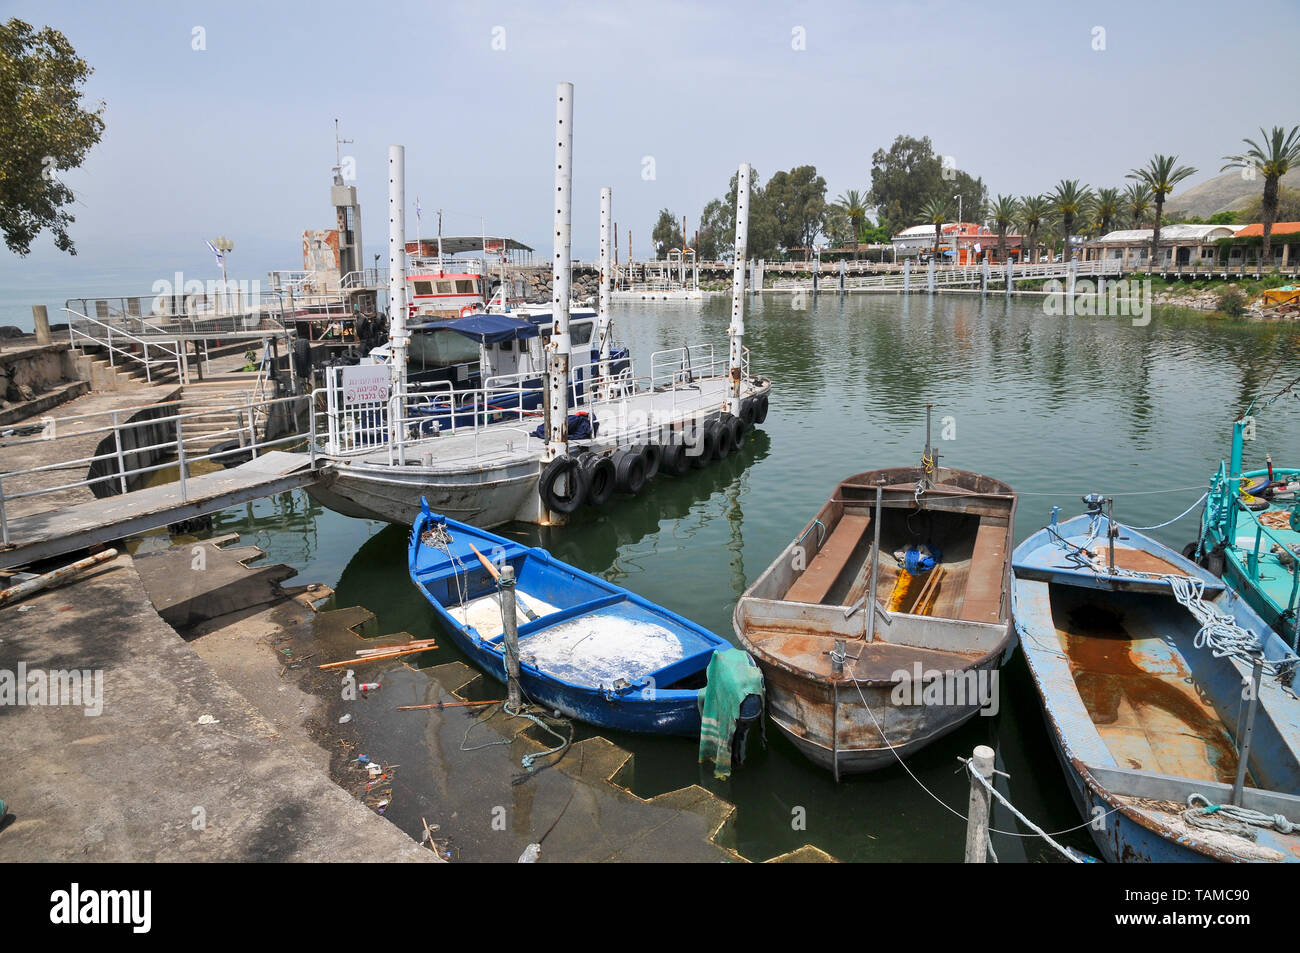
left=721, top=413, right=744, bottom=453
left=709, top=418, right=731, bottom=461
left=737, top=397, right=755, bottom=432
left=580, top=452, right=616, bottom=507
left=612, top=447, right=648, bottom=495
left=753, top=392, right=770, bottom=425
left=538, top=454, right=588, bottom=515
left=660, top=442, right=690, bottom=477
left=693, top=420, right=719, bottom=468
left=637, top=443, right=662, bottom=481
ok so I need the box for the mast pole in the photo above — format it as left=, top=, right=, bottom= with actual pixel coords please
left=546, top=82, right=575, bottom=461
left=597, top=186, right=613, bottom=397
left=727, top=162, right=751, bottom=411
left=387, top=145, right=409, bottom=465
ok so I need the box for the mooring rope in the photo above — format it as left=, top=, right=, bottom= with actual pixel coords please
left=1181, top=793, right=1299, bottom=841
left=961, top=759, right=1081, bottom=863
left=841, top=672, right=1120, bottom=845
left=1126, top=491, right=1208, bottom=530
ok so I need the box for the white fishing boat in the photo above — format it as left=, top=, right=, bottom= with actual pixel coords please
left=307, top=84, right=772, bottom=529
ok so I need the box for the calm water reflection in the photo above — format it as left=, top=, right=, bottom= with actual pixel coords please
left=203, top=293, right=1300, bottom=861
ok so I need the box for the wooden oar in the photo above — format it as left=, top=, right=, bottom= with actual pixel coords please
left=468, top=543, right=540, bottom=621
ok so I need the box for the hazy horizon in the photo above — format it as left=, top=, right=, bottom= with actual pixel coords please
left=2, top=0, right=1298, bottom=307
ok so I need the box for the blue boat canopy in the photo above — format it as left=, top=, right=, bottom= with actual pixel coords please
left=409, top=314, right=539, bottom=343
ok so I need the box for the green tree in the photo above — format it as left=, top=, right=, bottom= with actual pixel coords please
left=695, top=198, right=725, bottom=260
left=699, top=168, right=779, bottom=261
left=1048, top=179, right=1094, bottom=262
left=1127, top=154, right=1197, bottom=268
left=1017, top=194, right=1050, bottom=263
left=0, top=18, right=105, bottom=255
left=950, top=170, right=988, bottom=227
left=1093, top=187, right=1122, bottom=236
left=1222, top=125, right=1300, bottom=263
left=650, top=208, right=682, bottom=259
left=989, top=194, right=1019, bottom=262
left=869, top=134, right=944, bottom=234
left=916, top=197, right=950, bottom=259
left=1122, top=182, right=1153, bottom=228
left=835, top=188, right=869, bottom=258
left=766, top=165, right=827, bottom=254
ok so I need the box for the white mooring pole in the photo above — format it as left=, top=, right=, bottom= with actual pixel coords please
left=597, top=185, right=613, bottom=399
left=546, top=83, right=574, bottom=461
left=388, top=144, right=409, bottom=465
left=727, top=162, right=751, bottom=412
left=964, top=744, right=996, bottom=862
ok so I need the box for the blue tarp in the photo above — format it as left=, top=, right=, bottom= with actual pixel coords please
left=407, top=314, right=539, bottom=344
left=532, top=412, right=597, bottom=440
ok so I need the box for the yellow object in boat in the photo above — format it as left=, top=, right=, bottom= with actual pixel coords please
left=887, top=571, right=915, bottom=612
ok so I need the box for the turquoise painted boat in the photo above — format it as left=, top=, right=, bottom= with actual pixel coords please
left=1195, top=410, right=1300, bottom=649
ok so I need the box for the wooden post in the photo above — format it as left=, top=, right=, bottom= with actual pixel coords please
left=964, top=744, right=995, bottom=863
left=499, top=564, right=522, bottom=712
left=32, top=305, right=51, bottom=344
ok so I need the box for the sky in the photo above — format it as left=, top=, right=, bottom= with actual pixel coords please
left=2, top=0, right=1298, bottom=294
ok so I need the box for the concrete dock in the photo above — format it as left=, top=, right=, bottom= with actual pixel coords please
left=0, top=550, right=432, bottom=862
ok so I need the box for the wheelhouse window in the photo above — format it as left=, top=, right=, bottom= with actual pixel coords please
left=413, top=280, right=434, bottom=296
left=571, top=321, right=593, bottom=346
left=456, top=279, right=476, bottom=294
left=408, top=330, right=480, bottom=370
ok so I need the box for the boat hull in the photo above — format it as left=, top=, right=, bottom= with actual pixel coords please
left=759, top=648, right=1004, bottom=773
left=1013, top=514, right=1300, bottom=862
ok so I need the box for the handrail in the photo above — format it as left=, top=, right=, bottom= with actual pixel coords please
left=0, top=391, right=312, bottom=546
left=63, top=306, right=184, bottom=384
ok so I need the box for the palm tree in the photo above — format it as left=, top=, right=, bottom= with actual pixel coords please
left=1222, top=126, right=1300, bottom=265
left=1018, top=194, right=1050, bottom=263
left=835, top=189, right=869, bottom=260
left=1048, top=180, right=1094, bottom=262
left=1094, top=187, right=1122, bottom=236
left=916, top=198, right=950, bottom=261
left=1127, top=154, right=1197, bottom=269
left=1122, top=182, right=1153, bottom=228
left=990, top=195, right=1020, bottom=263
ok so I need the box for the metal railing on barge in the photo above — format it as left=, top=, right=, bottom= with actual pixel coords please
left=312, top=343, right=751, bottom=468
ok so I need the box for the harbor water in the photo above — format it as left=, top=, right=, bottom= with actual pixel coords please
left=204, top=293, right=1300, bottom=861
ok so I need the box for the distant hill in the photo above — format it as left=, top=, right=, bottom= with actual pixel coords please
left=1165, top=167, right=1300, bottom=220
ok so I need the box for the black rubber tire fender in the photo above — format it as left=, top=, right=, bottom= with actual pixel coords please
left=660, top=442, right=689, bottom=477
left=738, top=398, right=755, bottom=432
left=706, top=418, right=729, bottom=462
left=580, top=452, right=615, bottom=507
left=636, top=443, right=662, bottom=481
left=538, top=454, right=588, bottom=515
left=692, top=421, right=718, bottom=468
left=753, top=391, right=770, bottom=425
left=612, top=448, right=647, bottom=495
left=292, top=338, right=313, bottom=379
left=726, top=413, right=746, bottom=452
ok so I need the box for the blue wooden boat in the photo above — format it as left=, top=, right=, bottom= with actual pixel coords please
left=1012, top=507, right=1300, bottom=862
left=408, top=499, right=733, bottom=735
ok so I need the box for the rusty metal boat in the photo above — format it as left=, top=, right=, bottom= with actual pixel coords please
left=1012, top=502, right=1300, bottom=862
left=733, top=445, right=1017, bottom=778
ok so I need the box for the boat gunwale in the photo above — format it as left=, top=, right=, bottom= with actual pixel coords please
left=733, top=465, right=1018, bottom=688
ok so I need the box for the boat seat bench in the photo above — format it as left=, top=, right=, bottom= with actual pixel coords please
left=959, top=521, right=1006, bottom=623
left=785, top=514, right=872, bottom=605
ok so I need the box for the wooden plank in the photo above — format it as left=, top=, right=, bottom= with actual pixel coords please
left=785, top=514, right=871, bottom=605
left=958, top=522, right=1006, bottom=623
